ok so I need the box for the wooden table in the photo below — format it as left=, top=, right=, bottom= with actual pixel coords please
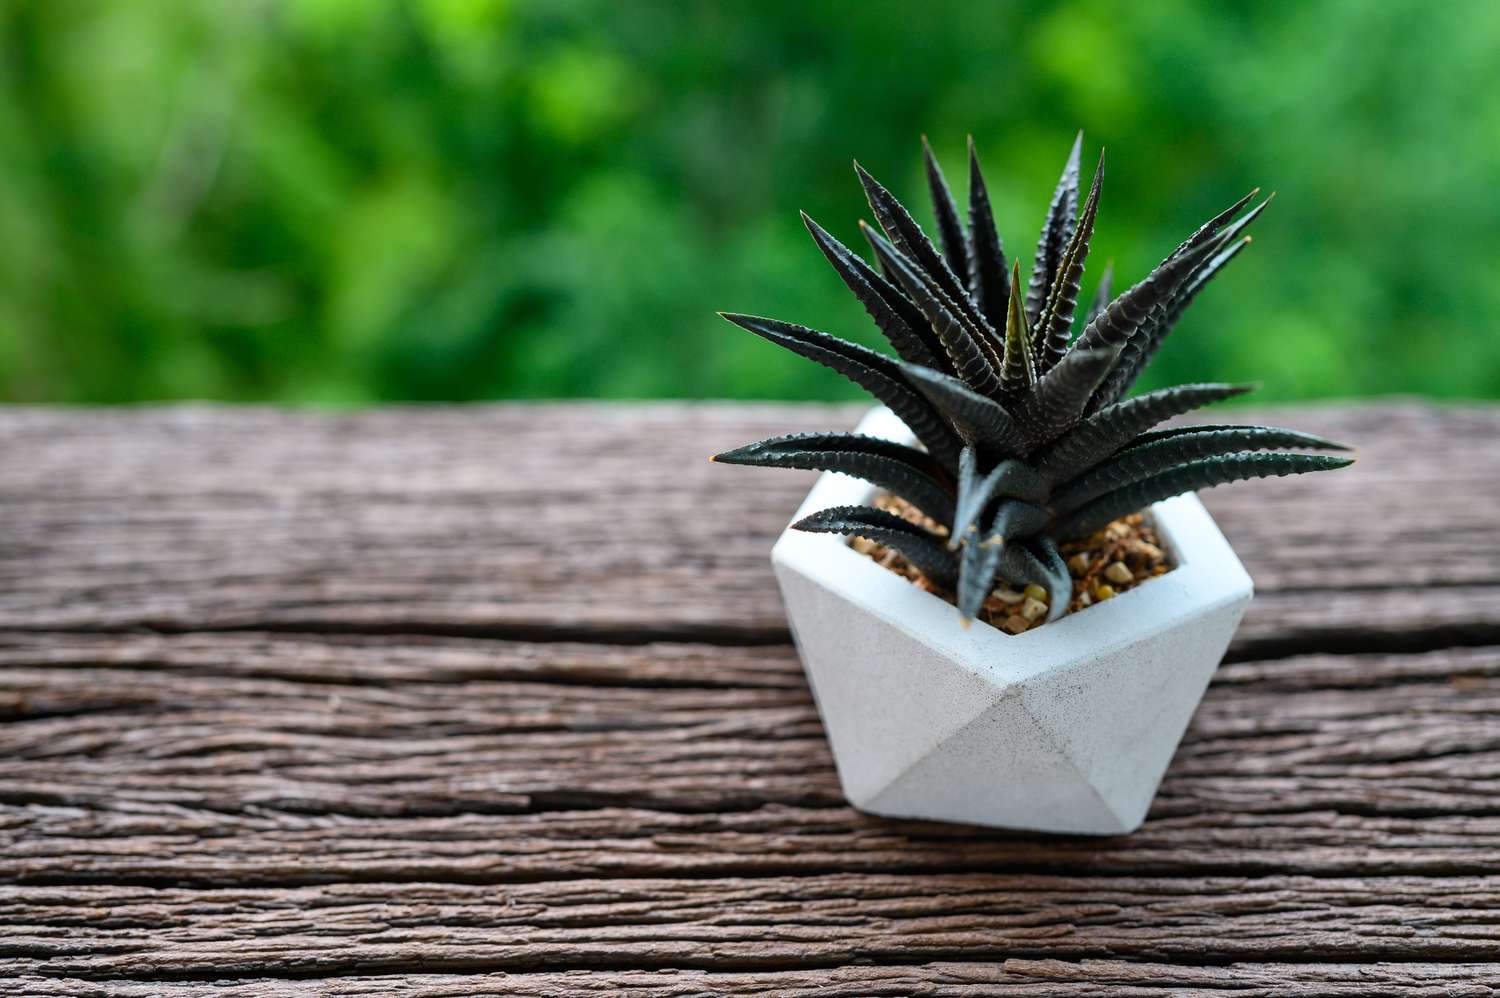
left=3, top=401, right=1499, bottom=995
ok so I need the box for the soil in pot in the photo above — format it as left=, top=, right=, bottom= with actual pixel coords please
left=849, top=494, right=1174, bottom=635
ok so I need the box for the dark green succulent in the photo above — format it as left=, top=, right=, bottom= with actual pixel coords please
left=714, top=134, right=1352, bottom=623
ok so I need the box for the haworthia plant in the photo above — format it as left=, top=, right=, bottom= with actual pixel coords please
left=714, top=134, right=1353, bottom=624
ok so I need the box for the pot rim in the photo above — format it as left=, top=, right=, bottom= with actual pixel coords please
left=772, top=405, right=1254, bottom=690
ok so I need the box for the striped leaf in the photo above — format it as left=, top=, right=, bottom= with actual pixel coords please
left=865, top=227, right=1005, bottom=398
left=997, top=537, right=1072, bottom=623
left=966, top=137, right=1011, bottom=334
left=794, top=505, right=958, bottom=590
left=718, top=313, right=960, bottom=464
left=1096, top=233, right=1252, bottom=407
left=1023, top=132, right=1083, bottom=328
left=801, top=212, right=948, bottom=373
left=950, top=446, right=1049, bottom=549
left=854, top=162, right=975, bottom=321
left=1035, top=148, right=1104, bottom=373
left=1000, top=261, right=1036, bottom=397
left=957, top=529, right=1006, bottom=620
left=1024, top=347, right=1119, bottom=444
left=900, top=362, right=1028, bottom=456
left=714, top=432, right=956, bottom=523
left=922, top=136, right=970, bottom=286
left=957, top=503, right=1056, bottom=620
left=1166, top=188, right=1263, bottom=262
left=1053, top=452, right=1355, bottom=538
left=1034, top=382, right=1253, bottom=481
left=1051, top=425, right=1352, bottom=512
left=1072, top=229, right=1226, bottom=362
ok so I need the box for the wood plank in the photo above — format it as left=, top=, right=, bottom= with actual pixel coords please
left=3, top=402, right=1498, bottom=988
left=3, top=632, right=1499, bottom=888
left=8, top=802, right=1500, bottom=885
left=5, top=875, right=1499, bottom=978
left=1, top=403, right=1497, bottom=650
left=16, top=962, right=1500, bottom=996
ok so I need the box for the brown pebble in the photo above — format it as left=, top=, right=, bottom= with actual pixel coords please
left=1128, top=540, right=1164, bottom=564
left=853, top=494, right=1173, bottom=631
left=1001, top=614, right=1031, bottom=635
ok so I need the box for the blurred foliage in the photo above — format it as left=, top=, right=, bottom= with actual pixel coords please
left=0, top=0, right=1497, bottom=404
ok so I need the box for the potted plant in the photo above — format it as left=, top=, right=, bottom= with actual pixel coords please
left=713, top=134, right=1352, bottom=834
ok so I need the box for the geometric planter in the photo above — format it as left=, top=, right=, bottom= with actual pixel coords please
left=772, top=406, right=1254, bottom=835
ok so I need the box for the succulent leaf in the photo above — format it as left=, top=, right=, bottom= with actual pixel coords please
left=1051, top=425, right=1352, bottom=512
left=1054, top=452, right=1355, bottom=538
left=1000, top=537, right=1072, bottom=622
left=1167, top=188, right=1262, bottom=262
left=1035, top=537, right=1073, bottom=623
left=1090, top=196, right=1269, bottom=408
left=865, top=226, right=1005, bottom=397
left=900, top=361, right=1028, bottom=455
left=965, top=138, right=1010, bottom=333
left=718, top=312, right=960, bottom=463
left=1035, top=149, right=1104, bottom=373
left=1129, top=420, right=1348, bottom=450
left=1073, top=230, right=1225, bottom=363
left=957, top=530, right=1006, bottom=619
left=921, top=137, right=971, bottom=286
left=801, top=212, right=948, bottom=373
left=1034, top=382, right=1254, bottom=481
left=717, top=134, right=1354, bottom=624
left=956, top=501, right=1053, bottom=619
left=1024, top=132, right=1083, bottom=328
left=1001, top=261, right=1036, bottom=396
left=794, top=504, right=959, bottom=590
left=1097, top=235, right=1252, bottom=407
left=988, top=498, right=1053, bottom=540
left=1024, top=346, right=1119, bottom=443
left=950, top=447, right=1049, bottom=549
left=854, top=162, right=975, bottom=319
left=714, top=432, right=956, bottom=523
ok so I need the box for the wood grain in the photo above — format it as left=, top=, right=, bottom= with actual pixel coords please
left=2, top=403, right=1497, bottom=650
left=5, top=875, right=1500, bottom=979
left=3, top=402, right=1499, bottom=991
left=12, top=962, right=1500, bottom=996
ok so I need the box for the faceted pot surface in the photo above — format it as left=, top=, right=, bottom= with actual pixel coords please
left=771, top=407, right=1253, bottom=835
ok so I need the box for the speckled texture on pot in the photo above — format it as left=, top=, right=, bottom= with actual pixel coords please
left=772, top=407, right=1254, bottom=835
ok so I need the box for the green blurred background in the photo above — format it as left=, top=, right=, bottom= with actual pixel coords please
left=2, top=0, right=1497, bottom=405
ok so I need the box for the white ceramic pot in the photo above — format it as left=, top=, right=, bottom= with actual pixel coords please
left=772, top=406, right=1253, bottom=835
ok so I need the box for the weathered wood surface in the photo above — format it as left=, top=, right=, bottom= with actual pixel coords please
left=4, top=403, right=1499, bottom=651
left=2, top=401, right=1499, bottom=993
